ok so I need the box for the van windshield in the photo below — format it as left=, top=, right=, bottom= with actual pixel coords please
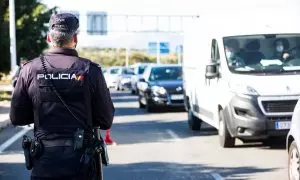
left=138, top=66, right=147, bottom=75
left=223, top=34, right=300, bottom=74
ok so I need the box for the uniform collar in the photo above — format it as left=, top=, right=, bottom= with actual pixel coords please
left=46, top=48, right=78, bottom=57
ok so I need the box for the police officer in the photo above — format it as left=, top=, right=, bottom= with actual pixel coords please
left=10, top=13, right=114, bottom=180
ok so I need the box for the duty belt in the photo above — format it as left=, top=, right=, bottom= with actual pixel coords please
left=42, top=139, right=73, bottom=147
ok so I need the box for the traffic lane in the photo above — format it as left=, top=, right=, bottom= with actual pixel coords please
left=0, top=90, right=289, bottom=180
left=0, top=91, right=220, bottom=180
left=0, top=126, right=33, bottom=180
left=0, top=128, right=285, bottom=180
left=110, top=91, right=288, bottom=180
left=110, top=95, right=193, bottom=145
left=0, top=125, right=219, bottom=178
left=109, top=119, right=286, bottom=180
left=0, top=125, right=27, bottom=147
left=0, top=155, right=30, bottom=180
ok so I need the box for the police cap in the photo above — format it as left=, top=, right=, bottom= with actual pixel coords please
left=49, top=13, right=79, bottom=33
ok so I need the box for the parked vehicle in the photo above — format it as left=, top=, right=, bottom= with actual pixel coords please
left=137, top=64, right=184, bottom=112
left=183, top=14, right=300, bottom=148
left=115, top=67, right=135, bottom=91
left=287, top=100, right=300, bottom=180
left=102, top=68, right=107, bottom=74
left=104, top=66, right=122, bottom=88
left=130, top=63, right=154, bottom=95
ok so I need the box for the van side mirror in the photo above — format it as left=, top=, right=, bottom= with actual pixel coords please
left=205, top=62, right=219, bottom=79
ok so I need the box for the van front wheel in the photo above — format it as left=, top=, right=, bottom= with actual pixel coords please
left=188, top=109, right=202, bottom=131
left=288, top=141, right=300, bottom=180
left=219, top=109, right=235, bottom=148
left=184, top=94, right=190, bottom=112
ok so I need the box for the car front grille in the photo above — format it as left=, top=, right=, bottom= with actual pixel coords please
left=261, top=100, right=297, bottom=113
left=267, top=116, right=292, bottom=121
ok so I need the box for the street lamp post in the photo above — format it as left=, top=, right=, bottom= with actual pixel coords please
left=9, top=0, right=17, bottom=72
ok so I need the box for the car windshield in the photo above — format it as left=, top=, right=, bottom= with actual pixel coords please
left=122, top=68, right=134, bottom=75
left=149, top=66, right=182, bottom=81
left=110, top=68, right=120, bottom=74
left=223, top=34, right=300, bottom=74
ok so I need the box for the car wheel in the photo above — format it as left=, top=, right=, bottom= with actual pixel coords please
left=289, top=141, right=300, bottom=180
left=184, top=94, right=190, bottom=112
left=145, top=99, right=155, bottom=112
left=187, top=108, right=202, bottom=131
left=219, top=109, right=235, bottom=148
left=115, top=83, right=120, bottom=91
left=138, top=95, right=145, bottom=109
left=139, top=101, right=145, bottom=109
left=131, top=89, right=136, bottom=95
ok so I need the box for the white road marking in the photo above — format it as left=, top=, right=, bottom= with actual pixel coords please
left=0, top=126, right=33, bottom=153
left=211, top=173, right=225, bottom=180
left=166, top=129, right=180, bottom=141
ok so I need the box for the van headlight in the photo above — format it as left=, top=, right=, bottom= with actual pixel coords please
left=228, top=83, right=259, bottom=96
left=151, top=86, right=167, bottom=96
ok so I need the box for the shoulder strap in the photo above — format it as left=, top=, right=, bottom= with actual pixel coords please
left=40, top=55, right=92, bottom=131
left=82, top=60, right=93, bottom=127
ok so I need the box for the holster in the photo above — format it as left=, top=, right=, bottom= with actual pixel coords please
left=22, top=135, right=33, bottom=170
left=73, top=128, right=109, bottom=166
left=30, top=138, right=44, bottom=159
left=98, top=136, right=109, bottom=166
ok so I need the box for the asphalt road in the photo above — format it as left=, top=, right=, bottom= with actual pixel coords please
left=0, top=90, right=289, bottom=180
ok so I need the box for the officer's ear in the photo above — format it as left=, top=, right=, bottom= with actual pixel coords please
left=73, top=34, right=78, bottom=44
left=47, top=33, right=52, bottom=43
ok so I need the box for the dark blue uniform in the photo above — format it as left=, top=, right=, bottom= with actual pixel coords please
left=9, top=13, right=114, bottom=180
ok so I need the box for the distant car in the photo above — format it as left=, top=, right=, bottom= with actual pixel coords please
left=104, top=66, right=122, bottom=88
left=137, top=64, right=184, bottom=112
left=287, top=100, right=300, bottom=180
left=102, top=68, right=107, bottom=74
left=115, top=67, right=135, bottom=91
left=130, top=63, right=154, bottom=95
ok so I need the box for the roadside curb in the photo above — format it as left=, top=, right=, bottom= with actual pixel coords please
left=0, top=119, right=10, bottom=132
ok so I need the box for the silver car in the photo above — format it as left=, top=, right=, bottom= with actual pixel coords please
left=287, top=100, right=300, bottom=180
left=104, top=66, right=122, bottom=88
left=115, top=67, right=135, bottom=91
left=130, top=63, right=154, bottom=95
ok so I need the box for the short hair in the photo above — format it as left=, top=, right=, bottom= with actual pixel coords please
left=245, top=39, right=260, bottom=51
left=20, top=57, right=28, bottom=61
left=49, top=30, right=74, bottom=47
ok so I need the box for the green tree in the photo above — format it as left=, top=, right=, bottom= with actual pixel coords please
left=0, top=0, right=55, bottom=73
left=0, top=0, right=10, bottom=73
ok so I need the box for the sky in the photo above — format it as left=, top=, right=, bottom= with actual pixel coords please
left=42, top=0, right=300, bottom=16
left=41, top=0, right=300, bottom=34
left=40, top=0, right=300, bottom=49
left=42, top=0, right=200, bottom=15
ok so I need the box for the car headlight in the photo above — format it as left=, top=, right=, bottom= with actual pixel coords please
left=151, top=86, right=167, bottom=96
left=228, top=83, right=259, bottom=96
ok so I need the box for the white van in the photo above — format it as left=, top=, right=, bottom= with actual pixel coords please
left=183, top=14, right=300, bottom=148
